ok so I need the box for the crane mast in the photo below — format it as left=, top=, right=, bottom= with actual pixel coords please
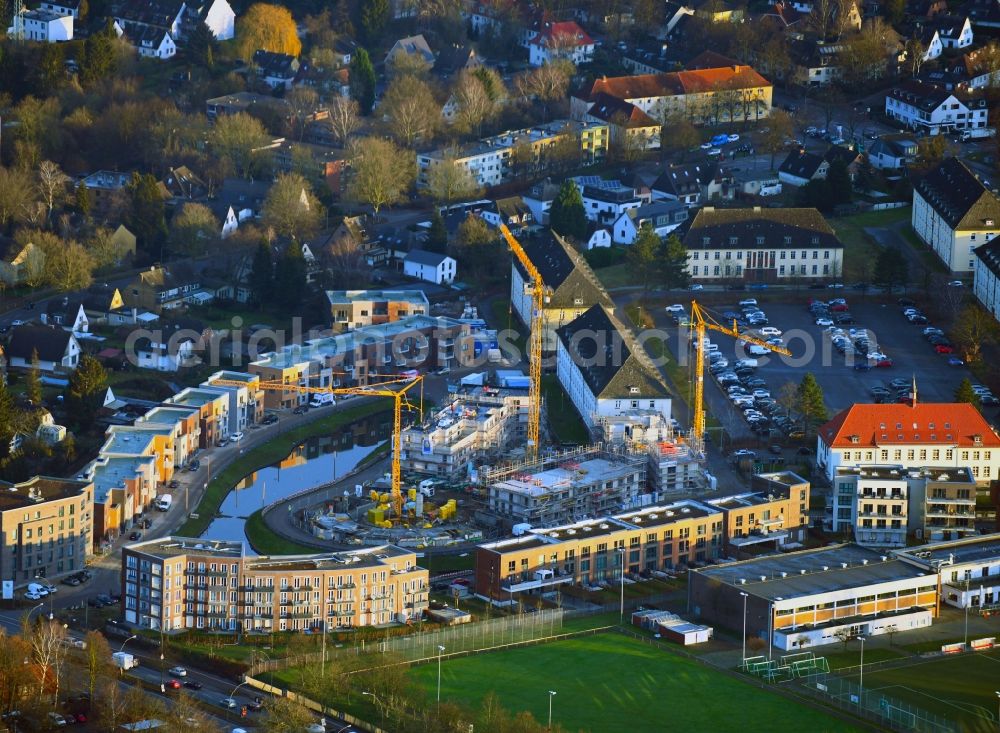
left=499, top=223, right=545, bottom=463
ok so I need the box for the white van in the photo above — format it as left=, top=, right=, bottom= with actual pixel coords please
left=155, top=495, right=173, bottom=512
left=27, top=582, right=49, bottom=597
left=309, top=393, right=335, bottom=408
left=418, top=479, right=436, bottom=497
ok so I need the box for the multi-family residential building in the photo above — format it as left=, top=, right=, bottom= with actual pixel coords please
left=651, top=162, right=726, bottom=206
left=249, top=316, right=472, bottom=408
left=555, top=304, right=672, bottom=431
left=11, top=8, right=73, bottom=41
left=201, top=371, right=265, bottom=432
left=884, top=80, right=989, bottom=136
left=134, top=405, right=201, bottom=468
left=121, top=538, right=429, bottom=631
left=417, top=142, right=510, bottom=188
left=828, top=465, right=978, bottom=547
left=403, top=250, right=457, bottom=285
left=400, top=385, right=528, bottom=477
left=681, top=206, right=844, bottom=283
left=325, top=290, right=429, bottom=333
left=817, top=398, right=1000, bottom=483
left=571, top=65, right=773, bottom=127
left=0, top=476, right=93, bottom=586
left=88, top=454, right=157, bottom=542
left=704, top=472, right=811, bottom=556
left=912, top=157, right=1000, bottom=273
left=973, top=235, right=1000, bottom=319
left=612, top=201, right=688, bottom=245
left=690, top=544, right=939, bottom=650
left=509, top=231, right=612, bottom=347
left=581, top=93, right=661, bottom=151
left=475, top=499, right=722, bottom=600
left=165, top=388, right=231, bottom=447
left=579, top=182, right=643, bottom=224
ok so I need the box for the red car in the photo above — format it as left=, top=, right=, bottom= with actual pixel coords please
left=830, top=303, right=849, bottom=312
left=934, top=344, right=955, bottom=354
left=875, top=358, right=893, bottom=367
left=75, top=713, right=87, bottom=724
left=167, top=680, right=182, bottom=689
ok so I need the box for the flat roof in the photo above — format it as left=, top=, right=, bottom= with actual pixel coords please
left=835, top=465, right=975, bottom=483
left=696, top=545, right=931, bottom=602
left=129, top=537, right=245, bottom=559
left=103, top=427, right=160, bottom=455
left=205, top=371, right=259, bottom=384
left=493, top=457, right=639, bottom=497
left=705, top=492, right=781, bottom=510
left=140, top=405, right=197, bottom=424
left=169, top=388, right=226, bottom=407
left=0, top=476, right=90, bottom=511
left=897, top=532, right=1000, bottom=567
left=325, top=289, right=429, bottom=304
left=91, top=456, right=156, bottom=502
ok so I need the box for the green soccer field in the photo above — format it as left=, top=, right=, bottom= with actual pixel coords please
left=407, top=633, right=861, bottom=732
left=841, top=649, right=1000, bottom=733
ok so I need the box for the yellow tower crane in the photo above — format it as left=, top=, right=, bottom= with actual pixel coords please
left=212, top=376, right=422, bottom=520
left=689, top=301, right=792, bottom=443
left=498, top=223, right=546, bottom=463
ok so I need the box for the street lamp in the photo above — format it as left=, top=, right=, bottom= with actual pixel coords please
left=994, top=691, right=999, bottom=730
left=436, top=645, right=446, bottom=704
left=118, top=635, right=137, bottom=676
left=547, top=690, right=556, bottom=730
left=228, top=679, right=249, bottom=719
left=617, top=548, right=625, bottom=624
left=739, top=591, right=749, bottom=663
left=964, top=576, right=971, bottom=649
left=362, top=691, right=385, bottom=724
left=858, top=635, right=866, bottom=704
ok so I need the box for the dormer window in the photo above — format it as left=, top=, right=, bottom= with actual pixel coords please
left=988, top=220, right=995, bottom=226
left=850, top=435, right=860, bottom=444
left=629, top=387, right=640, bottom=395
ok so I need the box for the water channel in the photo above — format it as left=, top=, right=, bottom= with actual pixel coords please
left=199, top=411, right=392, bottom=549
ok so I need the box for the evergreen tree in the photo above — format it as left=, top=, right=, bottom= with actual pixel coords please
left=75, top=184, right=91, bottom=219
left=349, top=48, right=377, bottom=116
left=66, top=354, right=108, bottom=428
left=26, top=349, right=42, bottom=407
left=36, top=44, right=65, bottom=92
left=628, top=223, right=660, bottom=292
left=358, top=0, right=389, bottom=43
left=826, top=160, right=853, bottom=207
left=425, top=211, right=448, bottom=253
left=274, top=242, right=307, bottom=311
left=249, top=240, right=273, bottom=307
left=796, top=373, right=828, bottom=437
left=549, top=181, right=587, bottom=240
left=658, top=234, right=690, bottom=290
left=127, top=173, right=167, bottom=259
left=0, top=377, right=15, bottom=462
left=186, top=21, right=216, bottom=69
left=955, top=378, right=982, bottom=409
left=80, top=20, right=118, bottom=87
left=873, top=246, right=909, bottom=287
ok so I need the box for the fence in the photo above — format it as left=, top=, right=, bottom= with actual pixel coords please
left=244, top=675, right=386, bottom=733
left=249, top=608, right=565, bottom=675
left=786, top=673, right=957, bottom=733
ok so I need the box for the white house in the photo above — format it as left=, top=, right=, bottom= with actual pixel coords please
left=404, top=250, right=456, bottom=285
left=912, top=157, right=1000, bottom=273
left=133, top=334, right=196, bottom=372
left=555, top=304, right=672, bottom=429
left=578, top=181, right=642, bottom=224
left=867, top=137, right=918, bottom=170
left=197, top=0, right=235, bottom=39
left=885, top=80, right=989, bottom=135
left=219, top=206, right=239, bottom=238
left=42, top=298, right=89, bottom=333
left=934, top=15, right=973, bottom=50
left=479, top=197, right=533, bottom=232
left=38, top=0, right=80, bottom=18
left=973, top=236, right=1000, bottom=320
left=918, top=28, right=945, bottom=60
left=115, top=20, right=176, bottom=59
left=584, top=226, right=612, bottom=250
left=612, top=201, right=688, bottom=245
left=778, top=149, right=829, bottom=187
left=114, top=0, right=185, bottom=39
left=6, top=325, right=80, bottom=372
left=12, top=9, right=73, bottom=41
left=817, top=398, right=1000, bottom=484
left=528, top=21, right=595, bottom=66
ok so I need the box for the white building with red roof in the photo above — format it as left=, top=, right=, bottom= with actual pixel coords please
left=528, top=21, right=595, bottom=67
left=817, top=391, right=1000, bottom=484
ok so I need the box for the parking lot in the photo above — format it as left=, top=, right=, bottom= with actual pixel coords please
left=660, top=294, right=991, bottom=444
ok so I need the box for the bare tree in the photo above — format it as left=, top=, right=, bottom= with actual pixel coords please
left=515, top=61, right=572, bottom=120
left=28, top=618, right=67, bottom=706
left=954, top=304, right=999, bottom=362
left=262, top=172, right=324, bottom=241
left=380, top=75, right=440, bottom=146
left=906, top=38, right=927, bottom=77
left=83, top=631, right=113, bottom=703
left=0, top=166, right=39, bottom=227
left=286, top=87, right=320, bottom=140
left=345, top=137, right=415, bottom=214
left=36, top=161, right=69, bottom=227
left=325, top=97, right=360, bottom=147
left=426, top=154, right=482, bottom=204
left=453, top=68, right=505, bottom=135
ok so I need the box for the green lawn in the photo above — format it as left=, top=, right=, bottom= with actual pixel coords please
left=421, top=552, right=475, bottom=574
left=592, top=263, right=634, bottom=290
left=829, top=208, right=912, bottom=283
left=177, top=402, right=388, bottom=537
left=840, top=649, right=1000, bottom=732
left=489, top=298, right=526, bottom=356
left=541, top=375, right=590, bottom=444
left=244, top=509, right=320, bottom=555
left=408, top=634, right=861, bottom=733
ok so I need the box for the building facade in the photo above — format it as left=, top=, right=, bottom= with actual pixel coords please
left=885, top=81, right=989, bottom=135
left=0, top=476, right=93, bottom=586
left=121, top=538, right=429, bottom=631
left=912, top=157, right=1000, bottom=273
left=325, top=290, right=429, bottom=333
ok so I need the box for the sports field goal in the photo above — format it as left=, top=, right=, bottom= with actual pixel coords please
left=740, top=655, right=767, bottom=672
left=790, top=657, right=830, bottom=677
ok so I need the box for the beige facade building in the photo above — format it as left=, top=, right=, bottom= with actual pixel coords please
left=0, top=476, right=93, bottom=586
left=325, top=290, right=429, bottom=333
left=121, top=537, right=429, bottom=632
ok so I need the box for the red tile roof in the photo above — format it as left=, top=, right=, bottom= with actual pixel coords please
left=531, top=21, right=594, bottom=48
left=819, top=402, right=1000, bottom=448
left=585, top=65, right=771, bottom=101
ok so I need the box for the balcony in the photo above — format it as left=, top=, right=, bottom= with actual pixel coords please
left=926, top=496, right=976, bottom=505
left=926, top=508, right=976, bottom=519
left=730, top=530, right=790, bottom=547
left=279, top=610, right=314, bottom=619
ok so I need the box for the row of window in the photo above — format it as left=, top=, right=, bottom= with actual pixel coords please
left=692, top=264, right=829, bottom=276
left=693, top=247, right=830, bottom=257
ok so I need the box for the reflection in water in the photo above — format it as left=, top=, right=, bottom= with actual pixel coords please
left=199, top=413, right=391, bottom=549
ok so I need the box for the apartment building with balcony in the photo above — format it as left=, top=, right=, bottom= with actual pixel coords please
left=400, top=385, right=528, bottom=478
left=121, top=537, right=429, bottom=632
left=0, top=476, right=93, bottom=586
left=884, top=80, right=988, bottom=136
left=475, top=499, right=724, bottom=601
left=828, top=465, right=977, bottom=548
left=166, top=388, right=232, bottom=447
left=325, top=290, right=429, bottom=333
left=702, top=471, right=810, bottom=555
left=202, top=371, right=265, bottom=432
left=134, top=405, right=201, bottom=469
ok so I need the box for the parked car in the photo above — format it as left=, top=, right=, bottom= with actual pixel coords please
left=184, top=680, right=203, bottom=690
left=168, top=667, right=187, bottom=677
